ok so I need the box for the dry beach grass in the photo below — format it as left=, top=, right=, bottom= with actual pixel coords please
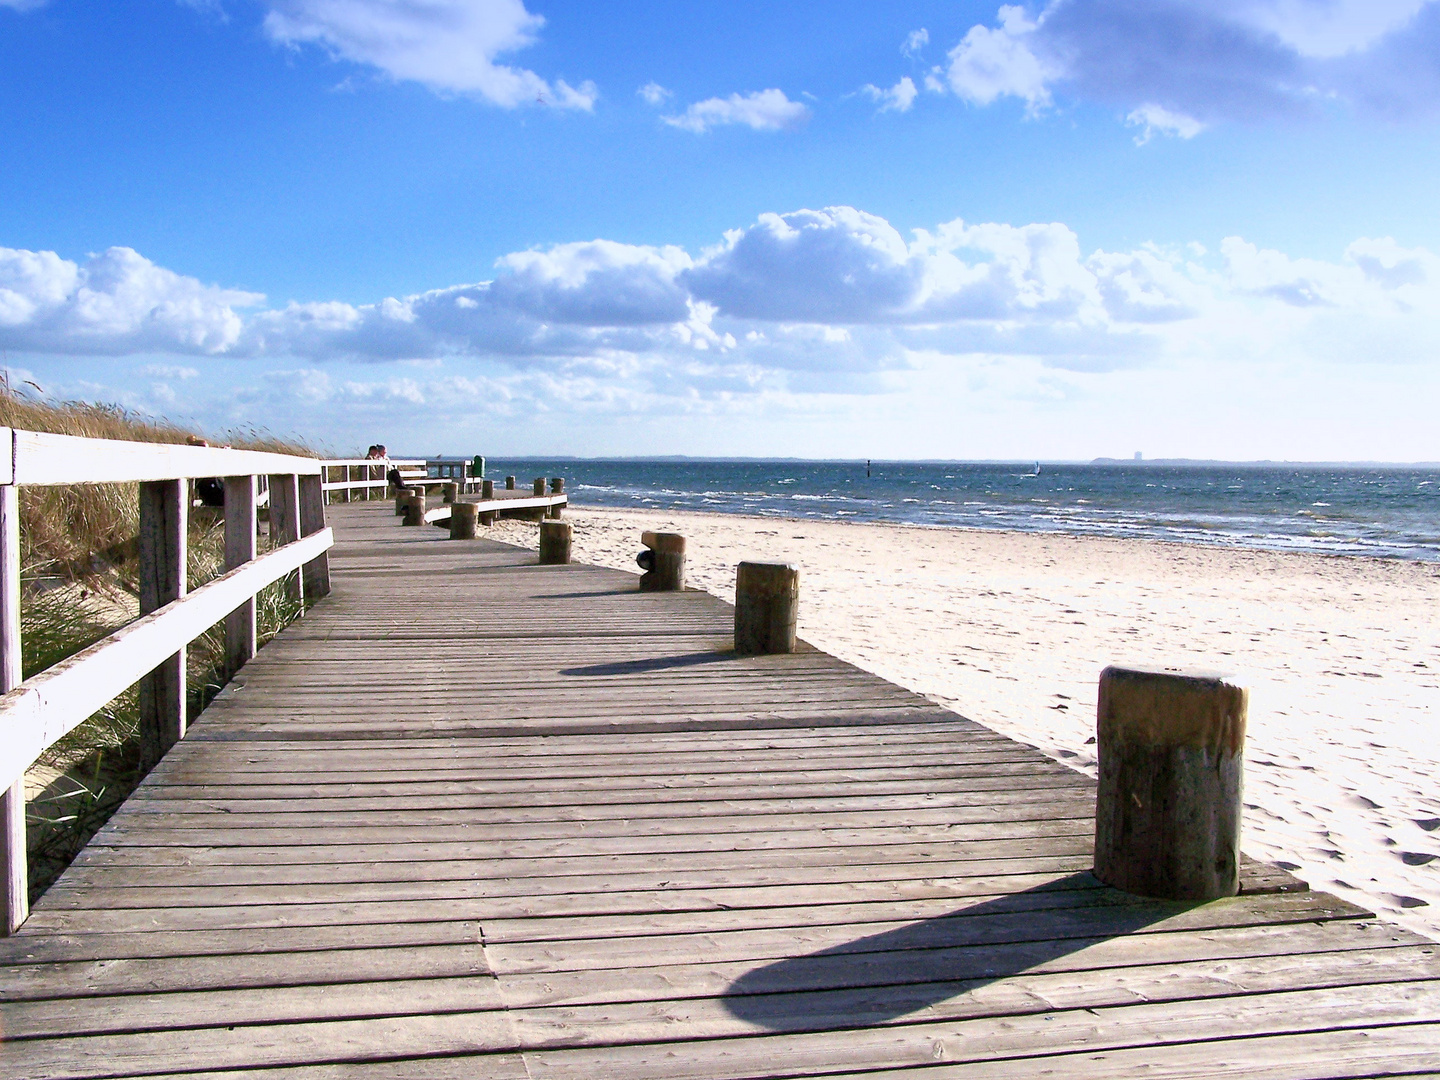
left=490, top=504, right=1440, bottom=942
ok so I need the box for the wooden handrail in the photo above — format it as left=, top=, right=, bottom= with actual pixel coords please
left=4, top=428, right=321, bottom=484
left=0, top=428, right=334, bottom=935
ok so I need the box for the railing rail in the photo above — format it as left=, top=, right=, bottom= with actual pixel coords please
left=318, top=458, right=486, bottom=501
left=0, top=427, right=333, bottom=936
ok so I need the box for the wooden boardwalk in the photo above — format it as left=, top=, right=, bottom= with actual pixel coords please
left=2, top=502, right=1439, bottom=1078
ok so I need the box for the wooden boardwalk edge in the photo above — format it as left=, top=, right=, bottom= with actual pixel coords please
left=0, top=502, right=1435, bottom=1079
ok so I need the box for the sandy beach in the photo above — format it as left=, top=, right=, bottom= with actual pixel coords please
left=489, top=505, right=1440, bottom=941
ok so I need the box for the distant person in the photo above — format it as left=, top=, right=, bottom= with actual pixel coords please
left=382, top=444, right=404, bottom=490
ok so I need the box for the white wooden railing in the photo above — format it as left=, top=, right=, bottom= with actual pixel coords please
left=319, top=458, right=483, bottom=501
left=0, top=429, right=333, bottom=935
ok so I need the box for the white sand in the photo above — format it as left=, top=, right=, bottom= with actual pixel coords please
left=491, top=506, right=1440, bottom=940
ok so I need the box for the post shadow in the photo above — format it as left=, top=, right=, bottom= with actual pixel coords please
left=722, top=872, right=1194, bottom=1032
left=562, top=651, right=735, bottom=677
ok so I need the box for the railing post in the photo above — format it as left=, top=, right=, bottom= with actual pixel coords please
left=539, top=520, right=572, bottom=564
left=268, top=473, right=303, bottom=607
left=638, top=532, right=686, bottom=592
left=450, top=501, right=478, bottom=539
left=298, top=474, right=330, bottom=601
left=1094, top=665, right=1247, bottom=900
left=138, top=479, right=188, bottom=772
left=222, top=476, right=257, bottom=679
left=734, top=561, right=798, bottom=655
left=1, top=484, right=27, bottom=935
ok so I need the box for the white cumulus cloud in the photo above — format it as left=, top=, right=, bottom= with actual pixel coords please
left=8, top=211, right=1440, bottom=398
left=861, top=77, right=919, bottom=113
left=261, top=0, right=596, bottom=108
left=935, top=0, right=1440, bottom=132
left=944, top=4, right=1056, bottom=110
left=1126, top=103, right=1206, bottom=143
left=638, top=82, right=671, bottom=106
left=0, top=246, right=261, bottom=355
left=663, top=89, right=810, bottom=133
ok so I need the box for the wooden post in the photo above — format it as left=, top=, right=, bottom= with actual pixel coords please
left=450, top=501, right=479, bottom=539
left=530, top=478, right=547, bottom=521
left=638, top=532, right=685, bottom=592
left=222, top=476, right=257, bottom=680
left=482, top=479, right=494, bottom=500
left=138, top=479, right=188, bottom=772
left=268, top=473, right=303, bottom=607
left=539, top=520, right=572, bottom=564
left=298, top=473, right=330, bottom=601
left=442, top=482, right=459, bottom=504
left=505, top=476, right=516, bottom=490
left=1094, top=665, right=1247, bottom=901
left=734, top=561, right=798, bottom=655
left=402, top=492, right=426, bottom=526
left=1, top=485, right=27, bottom=935
left=548, top=477, right=564, bottom=519
left=395, top=487, right=413, bottom=516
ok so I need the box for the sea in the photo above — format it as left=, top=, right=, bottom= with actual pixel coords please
left=479, top=459, right=1440, bottom=562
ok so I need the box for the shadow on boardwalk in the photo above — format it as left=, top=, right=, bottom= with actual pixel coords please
left=725, top=873, right=1186, bottom=1030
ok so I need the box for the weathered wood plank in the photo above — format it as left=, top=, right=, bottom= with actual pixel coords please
left=1, top=501, right=1432, bottom=1079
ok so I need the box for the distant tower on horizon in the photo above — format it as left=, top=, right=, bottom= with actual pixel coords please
left=1134, top=451, right=1143, bottom=461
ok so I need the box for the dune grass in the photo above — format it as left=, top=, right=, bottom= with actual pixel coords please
left=1, top=387, right=317, bottom=900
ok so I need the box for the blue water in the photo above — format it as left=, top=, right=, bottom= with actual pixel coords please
left=482, top=459, right=1440, bottom=562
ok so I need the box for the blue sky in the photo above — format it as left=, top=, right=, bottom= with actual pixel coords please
left=2, top=0, right=1439, bottom=460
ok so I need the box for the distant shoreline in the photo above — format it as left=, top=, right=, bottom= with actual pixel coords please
left=436, top=454, right=1440, bottom=469
left=566, top=501, right=1438, bottom=564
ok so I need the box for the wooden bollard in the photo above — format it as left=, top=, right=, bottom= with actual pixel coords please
left=548, top=477, right=564, bottom=519
left=539, top=520, right=572, bottom=564
left=1094, top=665, right=1247, bottom=901
left=449, top=501, right=478, bottom=539
left=394, top=487, right=416, bottom=515
left=505, top=476, right=516, bottom=490
left=442, top=482, right=459, bottom=504
left=638, top=531, right=685, bottom=591
left=482, top=479, right=494, bottom=499
left=734, top=562, right=798, bottom=655
left=401, top=492, right=426, bottom=526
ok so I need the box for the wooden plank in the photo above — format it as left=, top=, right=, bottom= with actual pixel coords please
left=517, top=983, right=1440, bottom=1080
left=2, top=500, right=1433, bottom=1079
left=2, top=1010, right=522, bottom=1080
